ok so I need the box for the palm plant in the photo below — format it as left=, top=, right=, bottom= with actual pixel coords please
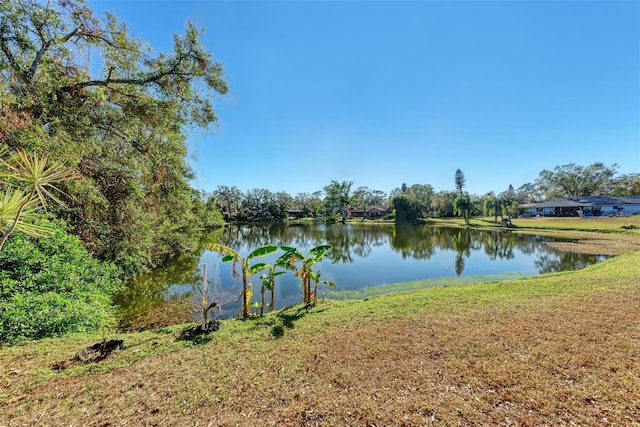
left=0, top=147, right=75, bottom=252
left=277, top=245, right=336, bottom=305
left=484, top=195, right=503, bottom=224
left=453, top=194, right=473, bottom=225
left=259, top=263, right=287, bottom=314
left=206, top=243, right=277, bottom=318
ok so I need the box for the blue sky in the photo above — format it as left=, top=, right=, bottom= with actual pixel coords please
left=90, top=0, right=640, bottom=197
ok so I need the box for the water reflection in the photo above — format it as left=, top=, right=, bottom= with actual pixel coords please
left=114, top=224, right=607, bottom=329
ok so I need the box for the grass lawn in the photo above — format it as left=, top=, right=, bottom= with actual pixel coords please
left=428, top=214, right=640, bottom=234
left=2, top=221, right=640, bottom=425
left=428, top=215, right=640, bottom=256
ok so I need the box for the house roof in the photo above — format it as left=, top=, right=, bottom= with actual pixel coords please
left=523, top=196, right=640, bottom=208
left=348, top=205, right=390, bottom=212
left=366, top=205, right=390, bottom=212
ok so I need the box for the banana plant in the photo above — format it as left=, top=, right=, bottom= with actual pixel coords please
left=206, top=243, right=277, bottom=318
left=309, top=268, right=336, bottom=305
left=277, top=245, right=335, bottom=305
left=259, top=263, right=287, bottom=314
left=0, top=146, right=76, bottom=252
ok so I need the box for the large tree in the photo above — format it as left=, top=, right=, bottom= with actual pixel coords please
left=323, top=180, right=353, bottom=222
left=214, top=186, right=243, bottom=220
left=611, top=173, right=640, bottom=196
left=390, top=183, right=433, bottom=222
left=431, top=190, right=457, bottom=217
left=352, top=186, right=370, bottom=221
left=534, top=163, right=617, bottom=199
left=294, top=191, right=323, bottom=218
left=0, top=0, right=227, bottom=274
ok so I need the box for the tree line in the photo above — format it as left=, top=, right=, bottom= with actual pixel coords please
left=211, top=163, right=639, bottom=224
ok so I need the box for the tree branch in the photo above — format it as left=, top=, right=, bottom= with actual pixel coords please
left=26, top=27, right=82, bottom=83
left=0, top=34, right=24, bottom=81
left=58, top=41, right=195, bottom=92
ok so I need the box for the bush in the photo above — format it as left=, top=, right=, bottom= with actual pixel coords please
left=0, top=219, right=122, bottom=345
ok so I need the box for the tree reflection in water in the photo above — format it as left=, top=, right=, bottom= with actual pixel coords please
left=116, top=223, right=607, bottom=327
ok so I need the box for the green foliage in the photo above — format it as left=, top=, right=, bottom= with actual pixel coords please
left=454, top=194, right=473, bottom=225
left=392, top=194, right=418, bottom=223
left=534, top=163, right=618, bottom=199
left=0, top=0, right=227, bottom=275
left=611, top=173, right=640, bottom=196
left=391, top=184, right=434, bottom=222
left=431, top=191, right=456, bottom=217
left=484, top=194, right=502, bottom=223
left=0, top=219, right=121, bottom=345
left=192, top=191, right=225, bottom=229
left=260, top=266, right=286, bottom=314
left=454, top=168, right=466, bottom=194
left=277, top=245, right=334, bottom=305
left=207, top=243, right=276, bottom=317
left=293, top=191, right=323, bottom=218
left=323, top=180, right=353, bottom=222
left=0, top=146, right=75, bottom=251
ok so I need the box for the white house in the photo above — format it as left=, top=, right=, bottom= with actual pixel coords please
left=521, top=196, right=640, bottom=217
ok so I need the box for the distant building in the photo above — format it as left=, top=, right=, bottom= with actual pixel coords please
left=347, top=205, right=391, bottom=219
left=521, top=196, right=640, bottom=217
left=285, top=209, right=307, bottom=219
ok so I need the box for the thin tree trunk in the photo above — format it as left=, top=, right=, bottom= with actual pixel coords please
left=270, top=279, right=275, bottom=312
left=201, top=263, right=207, bottom=330
left=313, top=281, right=318, bottom=305
left=308, top=278, right=312, bottom=304
left=242, top=272, right=248, bottom=318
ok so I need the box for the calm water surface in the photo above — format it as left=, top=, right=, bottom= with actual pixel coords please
left=115, top=223, right=607, bottom=326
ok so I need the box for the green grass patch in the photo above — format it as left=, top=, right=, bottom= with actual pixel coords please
left=327, top=271, right=528, bottom=299
left=428, top=215, right=640, bottom=234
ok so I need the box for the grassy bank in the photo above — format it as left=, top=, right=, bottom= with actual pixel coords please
left=428, top=214, right=640, bottom=234
left=2, top=238, right=639, bottom=424
left=428, top=215, right=640, bottom=256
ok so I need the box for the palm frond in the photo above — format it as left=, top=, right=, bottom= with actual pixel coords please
left=0, top=149, right=76, bottom=210
left=206, top=243, right=240, bottom=260
left=0, top=189, right=53, bottom=238
left=247, top=245, right=278, bottom=259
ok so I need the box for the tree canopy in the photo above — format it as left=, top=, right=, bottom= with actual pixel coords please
left=323, top=180, right=353, bottom=222
left=1, top=0, right=227, bottom=274
left=533, top=163, right=617, bottom=199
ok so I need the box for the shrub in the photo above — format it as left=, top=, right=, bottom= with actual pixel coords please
left=0, top=219, right=122, bottom=345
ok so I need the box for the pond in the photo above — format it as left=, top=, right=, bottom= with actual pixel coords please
left=114, top=223, right=607, bottom=328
